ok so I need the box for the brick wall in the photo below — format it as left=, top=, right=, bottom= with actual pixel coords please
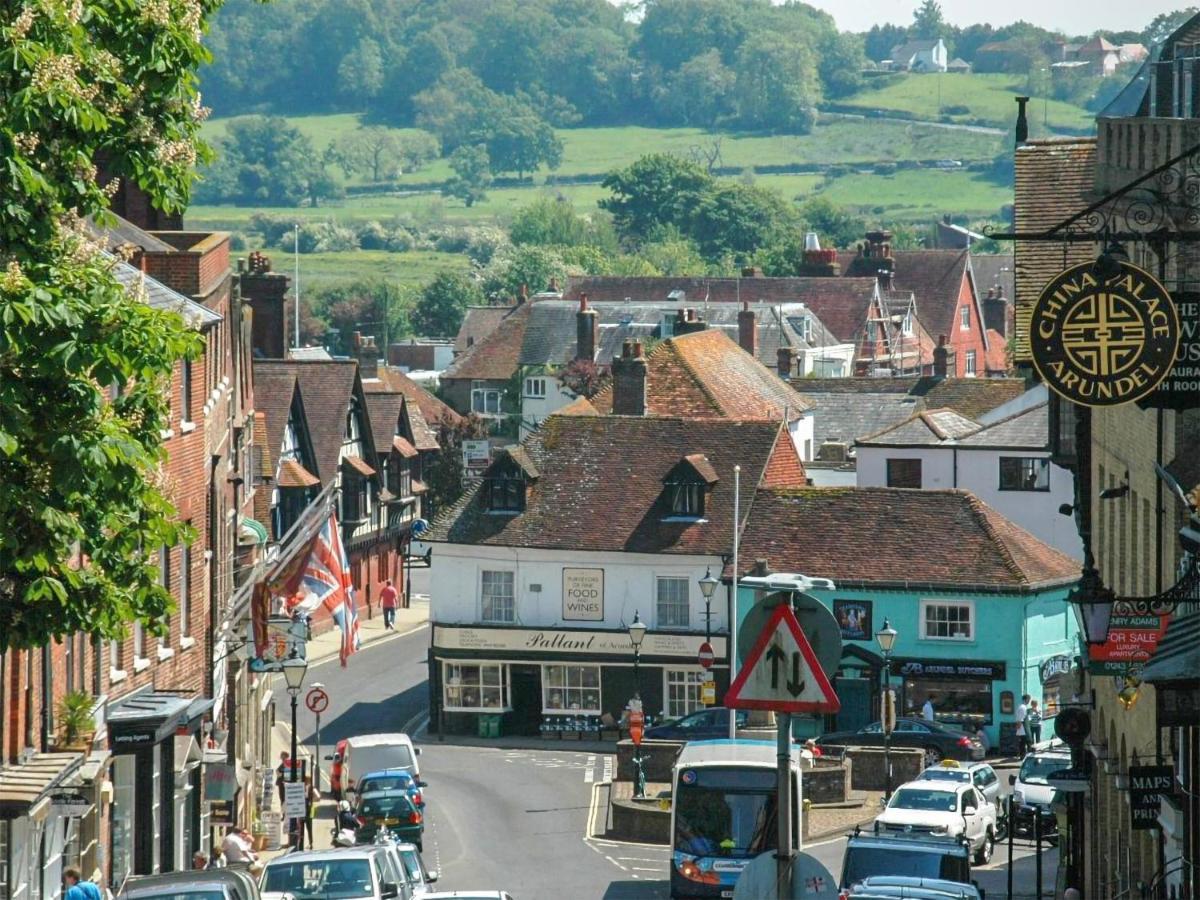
left=947, top=273, right=989, bottom=378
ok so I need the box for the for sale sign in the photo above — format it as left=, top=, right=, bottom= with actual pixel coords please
left=1088, top=606, right=1170, bottom=675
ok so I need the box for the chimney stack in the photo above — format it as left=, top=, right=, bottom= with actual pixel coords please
left=738, top=300, right=758, bottom=358
left=612, top=340, right=648, bottom=416
left=777, top=347, right=795, bottom=378
left=548, top=276, right=559, bottom=293
left=864, top=229, right=896, bottom=289
left=1015, top=96, right=1030, bottom=147
left=576, top=293, right=597, bottom=361
left=933, top=334, right=949, bottom=378
left=674, top=308, right=708, bottom=336
left=518, top=283, right=529, bottom=304
left=357, top=335, right=379, bottom=380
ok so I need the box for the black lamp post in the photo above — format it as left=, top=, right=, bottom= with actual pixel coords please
left=875, top=618, right=898, bottom=800
left=698, top=568, right=719, bottom=645
left=282, top=655, right=308, bottom=848
left=629, top=611, right=647, bottom=798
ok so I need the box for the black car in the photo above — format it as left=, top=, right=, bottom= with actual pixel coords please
left=815, top=718, right=985, bottom=766
left=643, top=706, right=749, bottom=741
left=841, top=830, right=973, bottom=891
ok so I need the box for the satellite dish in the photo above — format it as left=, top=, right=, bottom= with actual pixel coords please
left=739, top=591, right=841, bottom=683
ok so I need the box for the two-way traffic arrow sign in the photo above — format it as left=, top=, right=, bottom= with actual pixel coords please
left=725, top=603, right=839, bottom=714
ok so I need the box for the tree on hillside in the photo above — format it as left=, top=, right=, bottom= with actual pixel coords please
left=337, top=37, right=386, bottom=104
left=660, top=50, right=736, bottom=127
left=864, top=23, right=909, bottom=62
left=691, top=182, right=795, bottom=261
left=371, top=26, right=458, bottom=125
left=444, top=144, right=493, bottom=207
left=912, top=0, right=946, bottom=39
left=413, top=68, right=502, bottom=152
left=197, top=116, right=338, bottom=207
left=510, top=198, right=609, bottom=248
left=482, top=246, right=569, bottom=300
left=485, top=116, right=563, bottom=179
left=1142, top=8, right=1198, bottom=45
left=733, top=35, right=821, bottom=133
left=330, top=126, right=405, bottom=182
left=799, top=197, right=867, bottom=248
left=820, top=33, right=867, bottom=99
left=412, top=272, right=484, bottom=338
left=600, top=154, right=715, bottom=245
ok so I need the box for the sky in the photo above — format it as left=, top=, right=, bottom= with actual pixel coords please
left=792, top=1, right=1189, bottom=35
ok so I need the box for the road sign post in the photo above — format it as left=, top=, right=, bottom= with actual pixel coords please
left=306, top=685, right=328, bottom=791
left=697, top=641, right=714, bottom=669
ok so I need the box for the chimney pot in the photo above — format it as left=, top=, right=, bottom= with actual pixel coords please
left=576, top=293, right=598, bottom=361
left=777, top=347, right=795, bottom=378
left=612, top=340, right=648, bottom=415
left=738, top=302, right=758, bottom=357
left=933, top=334, right=950, bottom=377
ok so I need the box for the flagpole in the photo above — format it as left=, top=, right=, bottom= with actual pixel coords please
left=729, top=464, right=740, bottom=741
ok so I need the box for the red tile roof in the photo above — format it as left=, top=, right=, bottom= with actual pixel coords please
left=393, top=437, right=419, bottom=459
left=429, top=416, right=804, bottom=556
left=840, top=249, right=973, bottom=341
left=740, top=488, right=1080, bottom=591
left=455, top=304, right=516, bottom=354
left=278, top=459, right=320, bottom=488
left=343, top=455, right=376, bottom=477
left=442, top=302, right=531, bottom=382
left=362, top=366, right=463, bottom=429
left=590, top=330, right=812, bottom=420
left=363, top=392, right=404, bottom=458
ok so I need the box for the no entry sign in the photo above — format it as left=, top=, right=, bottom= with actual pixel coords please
left=305, top=687, right=329, bottom=714
left=697, top=641, right=715, bottom=669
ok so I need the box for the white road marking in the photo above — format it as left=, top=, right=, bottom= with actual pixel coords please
left=602, top=756, right=614, bottom=780
left=605, top=856, right=628, bottom=871
left=631, top=867, right=661, bottom=873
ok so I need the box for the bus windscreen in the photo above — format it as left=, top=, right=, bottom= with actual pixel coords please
left=673, top=767, right=778, bottom=859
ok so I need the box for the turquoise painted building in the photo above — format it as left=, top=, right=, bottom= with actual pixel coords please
left=736, top=487, right=1081, bottom=751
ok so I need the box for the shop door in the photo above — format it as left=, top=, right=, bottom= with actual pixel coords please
left=835, top=677, right=872, bottom=732
left=509, top=666, right=543, bottom=735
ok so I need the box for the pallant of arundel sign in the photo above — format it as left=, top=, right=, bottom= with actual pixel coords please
left=562, top=567, right=604, bottom=621
left=433, top=623, right=727, bottom=659
left=1031, top=261, right=1180, bottom=407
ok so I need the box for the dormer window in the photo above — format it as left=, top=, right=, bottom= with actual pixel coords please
left=484, top=447, right=539, bottom=514
left=663, top=454, right=719, bottom=521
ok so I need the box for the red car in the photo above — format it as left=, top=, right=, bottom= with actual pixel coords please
left=327, top=739, right=348, bottom=799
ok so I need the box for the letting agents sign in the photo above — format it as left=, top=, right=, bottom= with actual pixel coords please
left=562, top=568, right=604, bottom=621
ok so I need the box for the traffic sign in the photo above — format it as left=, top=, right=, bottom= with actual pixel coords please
left=305, top=687, right=329, bottom=714
left=697, top=641, right=715, bottom=669
left=725, top=604, right=840, bottom=714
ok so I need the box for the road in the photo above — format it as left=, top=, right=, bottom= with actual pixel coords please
left=292, top=611, right=1057, bottom=899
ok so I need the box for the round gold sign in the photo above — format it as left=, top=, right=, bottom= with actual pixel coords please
left=1030, top=260, right=1179, bottom=407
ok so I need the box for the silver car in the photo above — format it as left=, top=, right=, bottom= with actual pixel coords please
left=120, top=869, right=260, bottom=900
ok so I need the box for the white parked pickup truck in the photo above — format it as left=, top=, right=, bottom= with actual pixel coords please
left=874, top=779, right=999, bottom=865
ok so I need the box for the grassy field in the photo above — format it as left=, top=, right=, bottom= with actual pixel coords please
left=293, top=249, right=467, bottom=288
left=814, top=168, right=1011, bottom=217
left=840, top=72, right=1094, bottom=134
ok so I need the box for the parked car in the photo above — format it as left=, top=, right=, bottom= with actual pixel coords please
left=355, top=789, right=425, bottom=850
left=846, top=875, right=983, bottom=899
left=120, top=869, right=260, bottom=900
left=918, top=760, right=1005, bottom=834
left=1009, top=745, right=1072, bottom=841
left=840, top=831, right=973, bottom=891
left=815, top=719, right=984, bottom=766
left=260, top=847, right=406, bottom=900
left=392, top=842, right=439, bottom=897
left=331, top=734, right=423, bottom=796
left=422, top=894, right=514, bottom=900
left=356, top=768, right=425, bottom=807
left=643, top=707, right=749, bottom=741
left=874, top=779, right=998, bottom=864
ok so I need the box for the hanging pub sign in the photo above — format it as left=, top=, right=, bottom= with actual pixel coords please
left=1138, top=292, right=1200, bottom=410
left=1030, top=261, right=1180, bottom=407
left=1129, top=765, right=1174, bottom=830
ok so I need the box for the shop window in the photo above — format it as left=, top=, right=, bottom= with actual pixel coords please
left=886, top=458, right=921, bottom=488
left=920, top=599, right=974, bottom=640
left=902, top=676, right=993, bottom=729
left=481, top=570, right=515, bottom=623
left=656, top=576, right=690, bottom=628
left=665, top=669, right=707, bottom=717
left=998, top=457, right=1050, bottom=492
left=110, top=754, right=135, bottom=888
left=542, top=665, right=601, bottom=713
left=443, top=662, right=509, bottom=710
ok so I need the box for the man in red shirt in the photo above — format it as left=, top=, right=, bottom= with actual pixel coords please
left=380, top=579, right=398, bottom=629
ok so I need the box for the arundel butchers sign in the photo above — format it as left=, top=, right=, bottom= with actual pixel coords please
left=1031, top=261, right=1180, bottom=407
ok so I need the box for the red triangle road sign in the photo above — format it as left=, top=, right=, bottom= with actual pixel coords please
left=725, top=603, right=840, bottom=714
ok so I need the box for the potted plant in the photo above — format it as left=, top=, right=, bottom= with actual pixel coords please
left=55, top=691, right=96, bottom=749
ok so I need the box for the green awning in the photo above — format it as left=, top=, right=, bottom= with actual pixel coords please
left=1139, top=612, right=1200, bottom=683
left=238, top=516, right=269, bottom=546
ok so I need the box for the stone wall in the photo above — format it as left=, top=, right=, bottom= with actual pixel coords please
left=841, top=747, right=924, bottom=792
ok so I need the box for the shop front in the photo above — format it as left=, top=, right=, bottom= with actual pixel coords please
left=0, top=752, right=85, bottom=900
left=107, top=692, right=213, bottom=882
left=893, top=657, right=1006, bottom=735
left=430, top=623, right=729, bottom=737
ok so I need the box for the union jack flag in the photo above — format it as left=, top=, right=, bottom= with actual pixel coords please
left=269, top=512, right=361, bottom=667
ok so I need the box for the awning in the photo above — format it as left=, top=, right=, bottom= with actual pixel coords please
left=342, top=455, right=376, bottom=477
left=0, top=753, right=84, bottom=819
left=278, top=459, right=320, bottom=489
left=108, top=691, right=193, bottom=751
left=238, top=516, right=269, bottom=546
left=392, top=437, right=419, bottom=459
left=1139, top=612, right=1200, bottom=683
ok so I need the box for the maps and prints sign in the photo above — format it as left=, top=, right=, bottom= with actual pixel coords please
left=1129, top=765, right=1174, bottom=830
left=561, top=568, right=604, bottom=621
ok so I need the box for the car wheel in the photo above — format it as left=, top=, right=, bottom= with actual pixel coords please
left=923, top=746, right=941, bottom=767
left=974, top=828, right=994, bottom=865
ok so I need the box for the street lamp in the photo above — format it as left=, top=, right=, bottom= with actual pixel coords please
left=629, top=612, right=647, bottom=798
left=1068, top=566, right=1116, bottom=646
left=875, top=618, right=898, bottom=799
left=282, top=654, right=308, bottom=849
left=698, top=568, right=719, bottom=644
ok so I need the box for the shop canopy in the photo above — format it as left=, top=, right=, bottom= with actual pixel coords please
left=0, top=752, right=84, bottom=819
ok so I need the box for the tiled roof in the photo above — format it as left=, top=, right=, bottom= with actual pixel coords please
left=344, top=454, right=376, bottom=477
left=255, top=359, right=364, bottom=487
left=363, top=392, right=404, bottom=458
left=590, top=330, right=812, bottom=420
left=740, top=488, right=1079, bottom=591
left=113, top=260, right=222, bottom=329
left=971, top=253, right=1014, bottom=302
left=958, top=402, right=1048, bottom=449
left=428, top=416, right=802, bottom=555
left=1013, top=139, right=1097, bottom=361
left=393, top=436, right=419, bottom=459
left=984, top=329, right=1010, bottom=374
left=858, top=408, right=981, bottom=446
left=406, top=405, right=440, bottom=453
left=919, top=377, right=1026, bottom=419
left=362, top=366, right=463, bottom=428
left=442, top=302, right=531, bottom=382
left=840, top=249, right=972, bottom=341
left=278, top=459, right=320, bottom=488
left=89, top=214, right=175, bottom=252
left=455, top=305, right=516, bottom=354
left=252, top=364, right=300, bottom=475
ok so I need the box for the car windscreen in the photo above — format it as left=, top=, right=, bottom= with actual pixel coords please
left=358, top=795, right=414, bottom=818
left=887, top=788, right=959, bottom=812
left=263, top=860, right=374, bottom=899
left=842, top=847, right=969, bottom=888
left=673, top=767, right=777, bottom=859
left=359, top=775, right=412, bottom=794
left=1019, top=755, right=1071, bottom=785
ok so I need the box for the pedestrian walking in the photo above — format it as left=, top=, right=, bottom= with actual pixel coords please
left=380, top=579, right=398, bottom=630
left=1027, top=699, right=1043, bottom=745
left=276, top=750, right=293, bottom=807
left=64, top=868, right=102, bottom=900
left=303, top=774, right=320, bottom=850
left=1016, top=694, right=1031, bottom=757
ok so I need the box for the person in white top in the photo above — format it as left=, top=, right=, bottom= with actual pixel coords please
left=221, top=827, right=257, bottom=865
left=922, top=695, right=935, bottom=722
left=1015, top=694, right=1031, bottom=756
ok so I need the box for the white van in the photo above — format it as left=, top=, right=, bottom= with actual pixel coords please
left=341, top=734, right=423, bottom=794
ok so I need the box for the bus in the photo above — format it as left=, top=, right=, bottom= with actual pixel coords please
left=669, top=740, right=803, bottom=900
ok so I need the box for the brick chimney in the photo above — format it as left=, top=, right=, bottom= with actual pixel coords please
left=982, top=285, right=1010, bottom=339
left=357, top=334, right=379, bottom=380
left=738, top=300, right=758, bottom=357
left=576, top=293, right=597, bottom=361
left=863, top=230, right=896, bottom=290
left=796, top=232, right=841, bottom=277
left=933, top=334, right=949, bottom=378
left=612, top=340, right=648, bottom=416
left=777, top=347, right=796, bottom=378
left=240, top=251, right=291, bottom=359
left=674, top=308, right=708, bottom=336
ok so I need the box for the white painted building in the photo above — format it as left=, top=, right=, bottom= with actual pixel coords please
left=855, top=397, right=1083, bottom=559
